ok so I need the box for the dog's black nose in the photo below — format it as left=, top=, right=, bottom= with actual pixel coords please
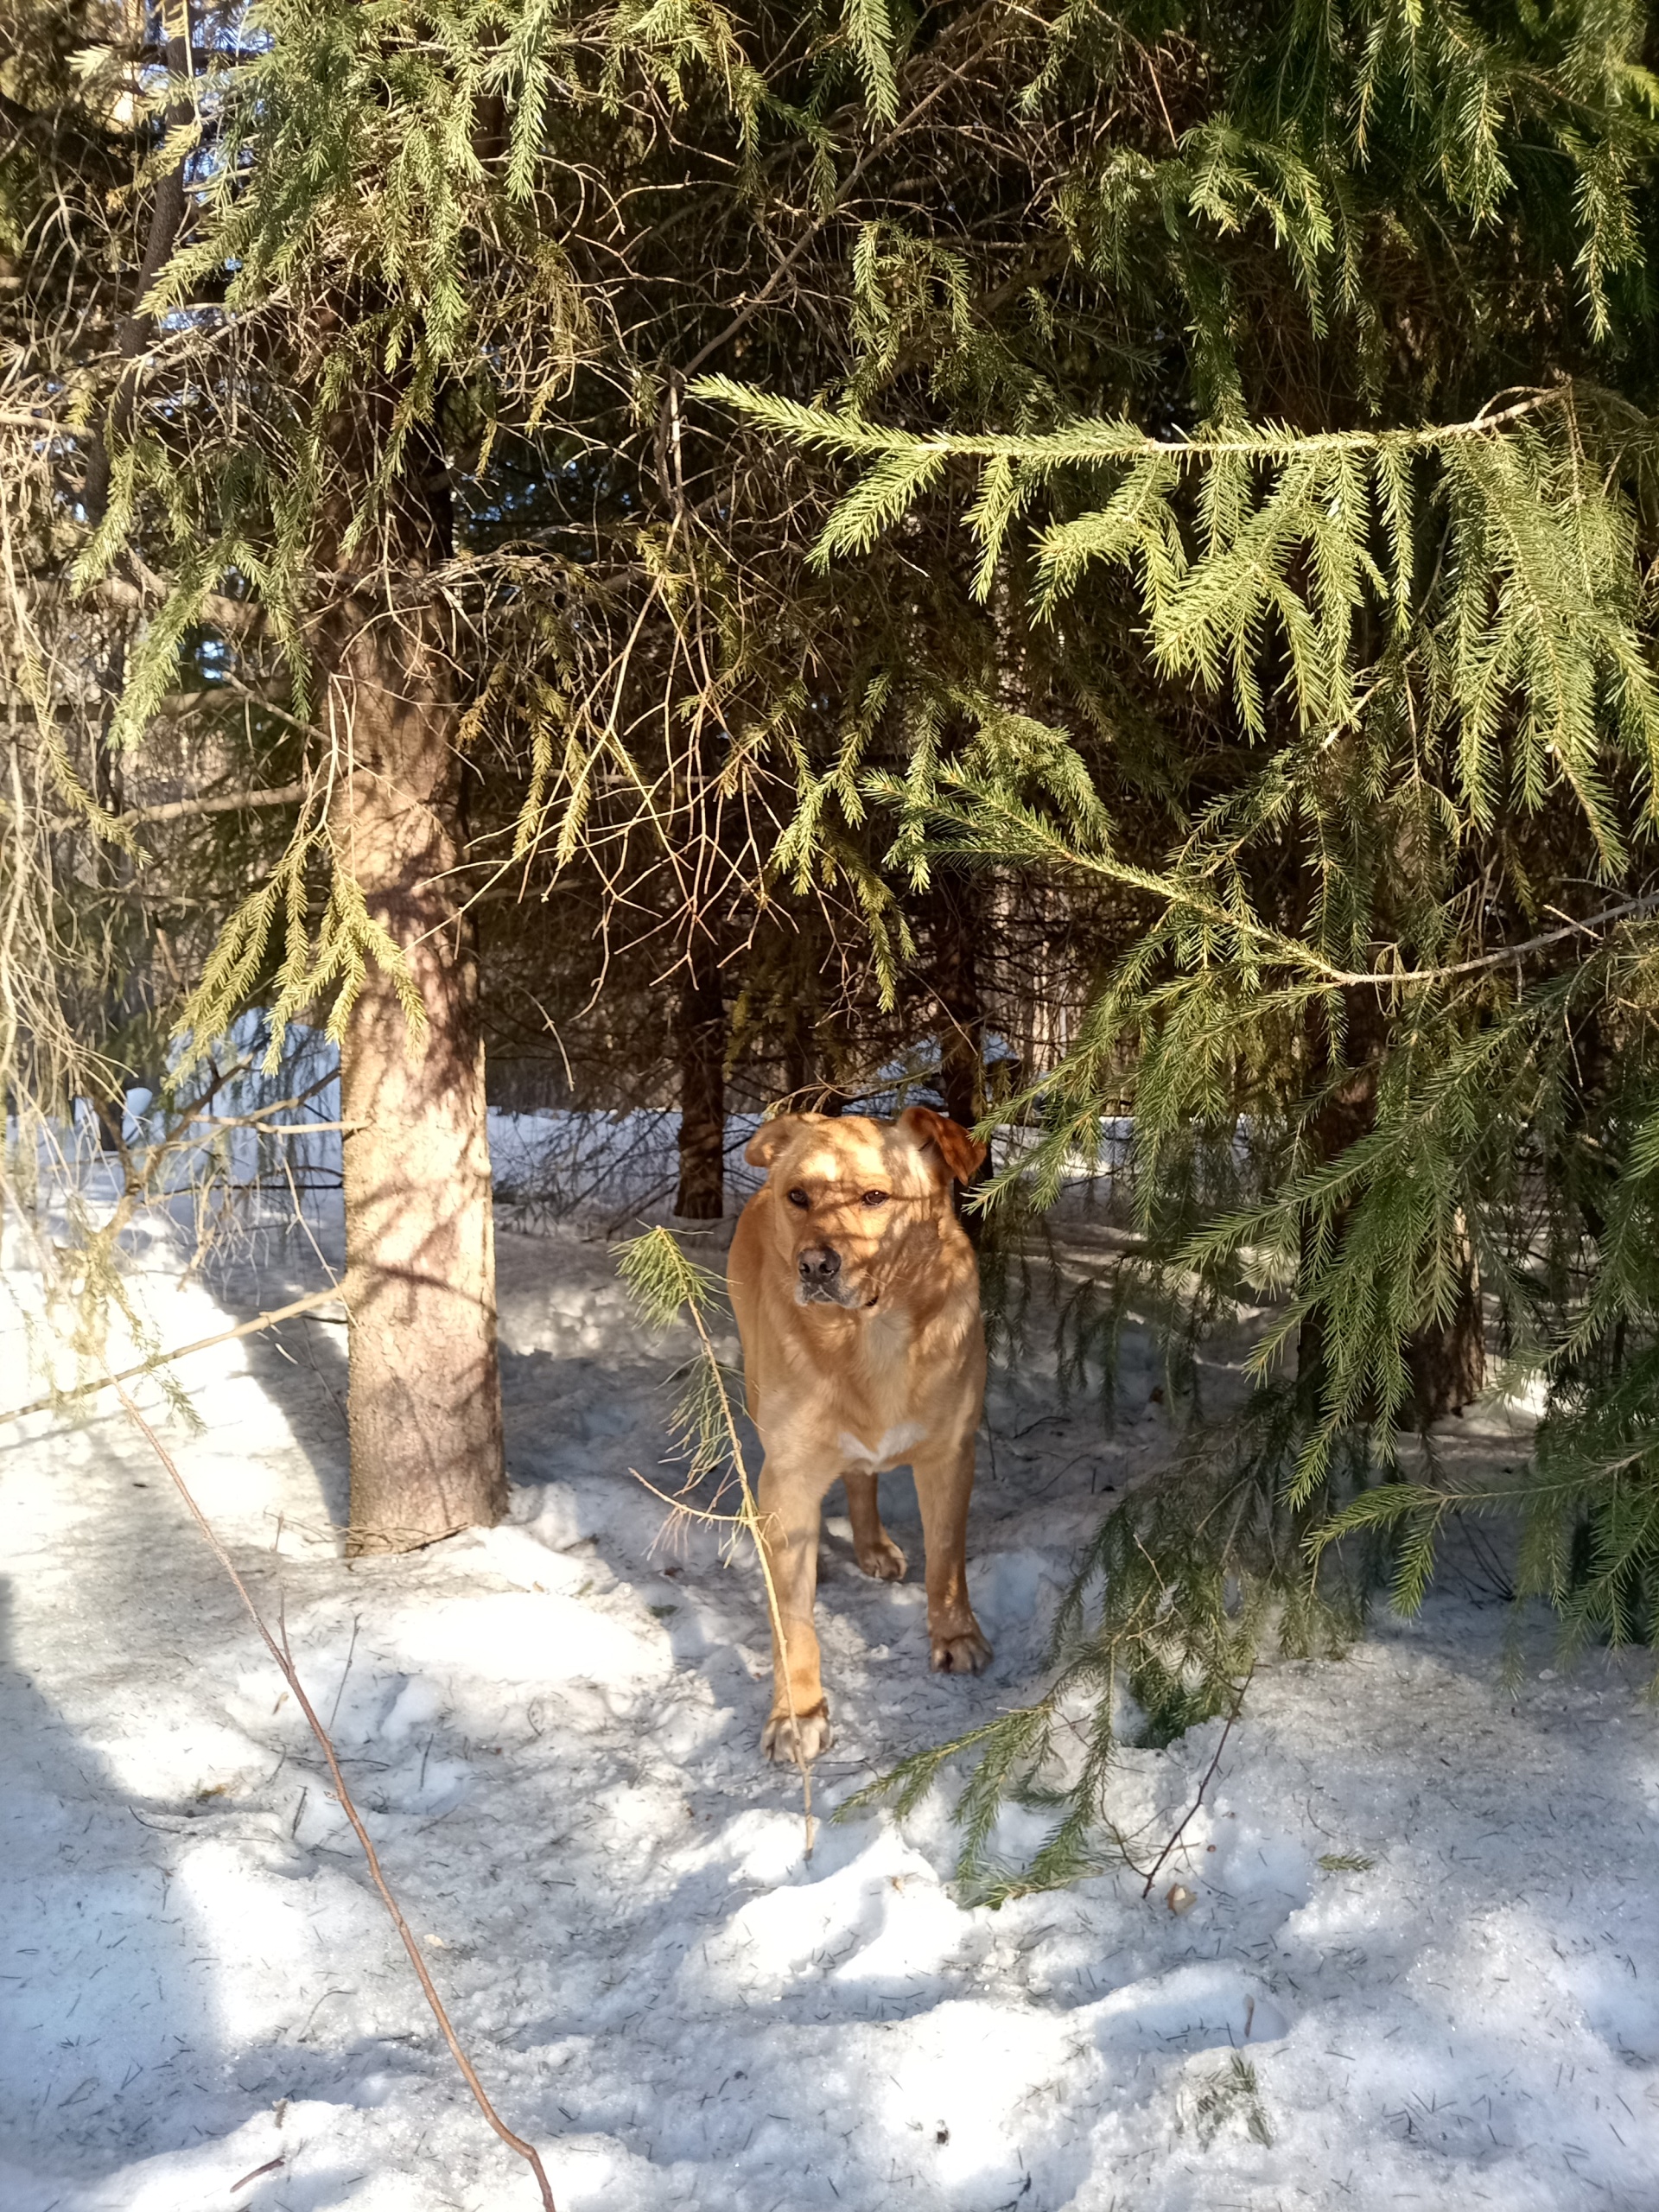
left=798, top=1245, right=842, bottom=1283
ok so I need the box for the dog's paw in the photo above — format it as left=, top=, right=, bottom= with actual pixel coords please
left=762, top=1702, right=834, bottom=1764
left=930, top=1623, right=993, bottom=1675
left=855, top=1535, right=908, bottom=1582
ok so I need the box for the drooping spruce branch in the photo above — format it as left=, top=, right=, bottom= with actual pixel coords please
left=698, top=375, right=1659, bottom=836
left=844, top=1406, right=1366, bottom=1905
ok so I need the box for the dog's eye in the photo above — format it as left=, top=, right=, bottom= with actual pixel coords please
left=786, top=1187, right=810, bottom=1209
left=861, top=1190, right=890, bottom=1208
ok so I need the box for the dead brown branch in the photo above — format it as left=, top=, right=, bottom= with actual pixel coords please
left=36, top=779, right=309, bottom=835
left=89, top=571, right=267, bottom=639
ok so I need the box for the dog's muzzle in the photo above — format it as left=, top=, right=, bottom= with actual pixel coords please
left=796, top=1246, right=865, bottom=1307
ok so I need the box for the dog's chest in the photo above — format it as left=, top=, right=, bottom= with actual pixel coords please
left=836, top=1418, right=926, bottom=1470
left=832, top=1311, right=927, bottom=1466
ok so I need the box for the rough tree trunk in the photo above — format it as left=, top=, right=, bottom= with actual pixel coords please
left=1299, top=988, right=1484, bottom=1425
left=326, top=595, right=506, bottom=1550
left=1405, top=1218, right=1485, bottom=1421
left=928, top=870, right=991, bottom=1221
left=782, top=1009, right=811, bottom=1109
left=86, top=718, right=130, bottom=1157
left=82, top=12, right=190, bottom=530
left=674, top=938, right=726, bottom=1219
left=81, top=11, right=192, bottom=1154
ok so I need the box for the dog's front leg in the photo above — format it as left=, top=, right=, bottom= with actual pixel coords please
left=756, top=1459, right=834, bottom=1763
left=912, top=1436, right=993, bottom=1675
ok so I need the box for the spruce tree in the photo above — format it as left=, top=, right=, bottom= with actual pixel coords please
left=698, top=0, right=1659, bottom=1877
left=10, top=0, right=1659, bottom=1839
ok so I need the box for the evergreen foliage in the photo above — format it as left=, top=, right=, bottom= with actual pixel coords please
left=846, top=1397, right=1368, bottom=1900
left=695, top=2, right=1659, bottom=1880
left=11, top=0, right=1659, bottom=1886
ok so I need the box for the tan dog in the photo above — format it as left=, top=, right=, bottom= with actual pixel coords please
left=728, top=1106, right=993, bottom=1762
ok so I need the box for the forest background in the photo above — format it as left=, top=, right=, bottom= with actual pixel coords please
left=10, top=0, right=1659, bottom=1863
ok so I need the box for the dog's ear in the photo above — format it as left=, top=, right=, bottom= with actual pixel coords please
left=746, top=1114, right=809, bottom=1170
left=898, top=1105, right=988, bottom=1185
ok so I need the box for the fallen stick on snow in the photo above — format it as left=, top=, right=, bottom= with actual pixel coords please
left=110, top=1376, right=560, bottom=2212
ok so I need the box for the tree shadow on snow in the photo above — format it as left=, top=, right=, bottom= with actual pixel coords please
left=0, top=1558, right=241, bottom=2202
left=0, top=1440, right=439, bottom=2210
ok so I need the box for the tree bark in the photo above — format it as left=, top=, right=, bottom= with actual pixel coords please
left=80, top=10, right=193, bottom=1150
left=927, top=869, right=991, bottom=1221
left=1298, top=989, right=1484, bottom=1425
left=326, top=593, right=506, bottom=1551
left=674, top=938, right=725, bottom=1218
left=86, top=712, right=130, bottom=1157
left=82, top=16, right=192, bottom=529
left=1405, top=1219, right=1485, bottom=1422
left=782, top=1005, right=811, bottom=1108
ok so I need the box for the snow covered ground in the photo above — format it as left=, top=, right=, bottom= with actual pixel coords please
left=4, top=1149, right=1659, bottom=2210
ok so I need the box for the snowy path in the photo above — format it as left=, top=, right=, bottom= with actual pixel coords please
left=3, top=1217, right=1659, bottom=2210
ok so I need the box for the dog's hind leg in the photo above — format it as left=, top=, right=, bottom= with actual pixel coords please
left=842, top=1470, right=907, bottom=1581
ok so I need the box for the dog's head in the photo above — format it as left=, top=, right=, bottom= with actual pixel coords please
left=744, top=1107, right=987, bottom=1309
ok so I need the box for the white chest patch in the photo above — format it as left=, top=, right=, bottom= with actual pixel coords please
left=837, top=1421, right=926, bottom=1469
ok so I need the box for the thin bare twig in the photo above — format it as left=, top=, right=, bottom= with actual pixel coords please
left=111, top=1379, right=559, bottom=2212
left=673, top=1288, right=817, bottom=1855
left=622, top=1230, right=816, bottom=1853
left=0, top=1284, right=348, bottom=1425
left=1140, top=1667, right=1252, bottom=1900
